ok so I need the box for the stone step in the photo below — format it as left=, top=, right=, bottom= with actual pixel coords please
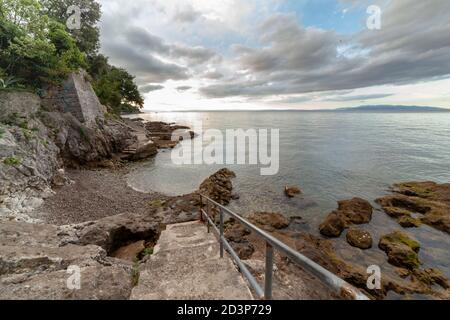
left=130, top=221, right=253, bottom=300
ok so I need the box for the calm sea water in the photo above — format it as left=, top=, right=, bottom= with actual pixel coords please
left=127, top=111, right=450, bottom=287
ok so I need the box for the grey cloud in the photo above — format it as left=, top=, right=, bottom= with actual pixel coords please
left=173, top=5, right=202, bottom=23
left=139, top=84, right=165, bottom=93
left=324, top=93, right=393, bottom=102
left=203, top=70, right=224, bottom=79
left=176, top=86, right=192, bottom=92
left=98, top=6, right=218, bottom=85
left=124, top=26, right=218, bottom=65
left=201, top=2, right=450, bottom=99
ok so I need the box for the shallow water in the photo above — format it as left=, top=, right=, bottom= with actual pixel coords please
left=126, top=111, right=450, bottom=286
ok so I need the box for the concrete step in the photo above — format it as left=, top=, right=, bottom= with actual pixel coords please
left=130, top=221, right=253, bottom=300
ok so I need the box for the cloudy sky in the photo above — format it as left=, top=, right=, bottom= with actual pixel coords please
left=98, top=0, right=450, bottom=110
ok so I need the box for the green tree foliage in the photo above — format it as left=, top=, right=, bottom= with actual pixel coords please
left=40, top=0, right=101, bottom=56
left=93, top=65, right=144, bottom=114
left=0, top=0, right=86, bottom=88
left=0, top=0, right=144, bottom=113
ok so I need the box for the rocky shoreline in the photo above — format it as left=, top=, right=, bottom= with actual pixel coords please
left=1, top=76, right=449, bottom=300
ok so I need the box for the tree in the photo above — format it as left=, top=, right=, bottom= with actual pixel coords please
left=40, top=0, right=101, bottom=56
left=93, top=67, right=144, bottom=114
left=0, top=0, right=86, bottom=88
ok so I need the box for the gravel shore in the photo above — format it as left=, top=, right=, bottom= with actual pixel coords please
left=36, top=167, right=166, bottom=225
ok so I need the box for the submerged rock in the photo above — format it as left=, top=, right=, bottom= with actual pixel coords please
left=346, top=228, right=373, bottom=249
left=377, top=182, right=450, bottom=235
left=398, top=216, right=422, bottom=228
left=319, top=198, right=373, bottom=238
left=249, top=212, right=290, bottom=231
left=285, top=186, right=302, bottom=198
left=319, top=211, right=346, bottom=237
left=337, top=198, right=373, bottom=225
left=379, top=231, right=421, bottom=270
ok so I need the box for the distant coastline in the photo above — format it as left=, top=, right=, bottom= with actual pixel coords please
left=142, top=105, right=450, bottom=113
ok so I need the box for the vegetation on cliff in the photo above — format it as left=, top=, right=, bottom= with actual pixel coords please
left=0, top=0, right=143, bottom=114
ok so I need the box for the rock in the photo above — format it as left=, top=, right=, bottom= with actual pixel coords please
left=319, top=198, right=373, bottom=238
left=130, top=140, right=158, bottom=160
left=198, top=168, right=236, bottom=205
left=346, top=228, right=373, bottom=249
left=73, top=212, right=161, bottom=254
left=377, top=182, right=450, bottom=235
left=337, top=198, right=373, bottom=225
left=225, top=223, right=250, bottom=242
left=285, top=186, right=301, bottom=198
left=398, top=216, right=421, bottom=228
left=232, top=242, right=255, bottom=260
left=111, top=241, right=146, bottom=262
left=415, top=268, right=450, bottom=289
left=319, top=211, right=346, bottom=237
left=249, top=212, right=290, bottom=231
left=0, top=265, right=133, bottom=300
left=0, top=219, right=135, bottom=300
left=52, top=169, right=74, bottom=187
left=394, top=268, right=410, bottom=278
left=379, top=231, right=421, bottom=270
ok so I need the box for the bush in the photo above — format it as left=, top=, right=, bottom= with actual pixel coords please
left=3, top=156, right=22, bottom=166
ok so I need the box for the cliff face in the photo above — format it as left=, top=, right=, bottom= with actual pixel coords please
left=0, top=72, right=153, bottom=222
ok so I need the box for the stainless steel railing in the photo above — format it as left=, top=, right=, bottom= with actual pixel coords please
left=199, top=193, right=370, bottom=300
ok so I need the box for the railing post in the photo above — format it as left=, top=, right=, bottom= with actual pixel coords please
left=264, top=242, right=274, bottom=300
left=219, top=208, right=224, bottom=258
left=207, top=200, right=211, bottom=233
left=199, top=194, right=203, bottom=222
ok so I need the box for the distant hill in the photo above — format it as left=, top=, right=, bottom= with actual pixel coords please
left=335, top=105, right=450, bottom=112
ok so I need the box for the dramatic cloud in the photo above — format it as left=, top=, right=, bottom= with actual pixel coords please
left=201, top=0, right=450, bottom=99
left=97, top=0, right=450, bottom=109
left=98, top=2, right=219, bottom=84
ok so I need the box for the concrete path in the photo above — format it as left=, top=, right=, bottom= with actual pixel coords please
left=131, top=221, right=253, bottom=300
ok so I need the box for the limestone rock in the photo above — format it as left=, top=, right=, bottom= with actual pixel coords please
left=72, top=212, right=161, bottom=254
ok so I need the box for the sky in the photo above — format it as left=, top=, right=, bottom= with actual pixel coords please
left=97, top=0, right=450, bottom=111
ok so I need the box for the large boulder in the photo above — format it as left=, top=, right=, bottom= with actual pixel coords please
left=198, top=168, right=236, bottom=205
left=379, top=231, right=421, bottom=270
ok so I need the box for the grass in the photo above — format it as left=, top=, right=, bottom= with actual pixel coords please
left=131, top=262, right=140, bottom=287
left=3, top=156, right=22, bottom=166
left=142, top=247, right=154, bottom=256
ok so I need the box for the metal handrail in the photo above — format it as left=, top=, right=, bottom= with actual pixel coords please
left=199, top=193, right=370, bottom=301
